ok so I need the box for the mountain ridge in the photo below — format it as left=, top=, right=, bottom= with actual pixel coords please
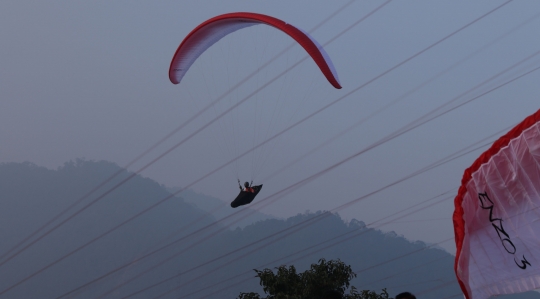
left=0, top=160, right=538, bottom=299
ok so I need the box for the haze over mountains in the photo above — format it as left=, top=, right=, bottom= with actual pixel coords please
left=0, top=160, right=538, bottom=299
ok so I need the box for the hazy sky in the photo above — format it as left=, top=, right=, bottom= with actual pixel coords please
left=2, top=0, right=540, bottom=253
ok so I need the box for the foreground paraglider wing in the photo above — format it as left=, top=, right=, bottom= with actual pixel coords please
left=169, top=12, right=341, bottom=89
left=231, top=184, right=263, bottom=208
left=454, top=109, right=540, bottom=299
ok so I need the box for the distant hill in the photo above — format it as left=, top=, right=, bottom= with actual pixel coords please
left=166, top=186, right=278, bottom=228
left=0, top=160, right=539, bottom=299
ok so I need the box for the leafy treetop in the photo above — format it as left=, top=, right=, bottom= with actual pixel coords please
left=238, top=258, right=389, bottom=299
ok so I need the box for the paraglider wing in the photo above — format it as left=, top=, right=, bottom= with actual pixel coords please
left=231, top=184, right=263, bottom=208
left=169, top=12, right=341, bottom=89
left=453, top=109, right=540, bottom=299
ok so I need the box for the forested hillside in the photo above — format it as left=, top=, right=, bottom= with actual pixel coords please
left=0, top=160, right=538, bottom=299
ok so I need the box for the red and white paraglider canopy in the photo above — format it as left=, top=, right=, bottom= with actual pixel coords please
left=169, top=12, right=341, bottom=89
left=454, top=109, right=540, bottom=299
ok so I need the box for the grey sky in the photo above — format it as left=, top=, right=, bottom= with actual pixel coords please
left=2, top=0, right=540, bottom=253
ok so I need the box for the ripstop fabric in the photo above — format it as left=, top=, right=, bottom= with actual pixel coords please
left=454, top=109, right=540, bottom=299
left=168, top=12, right=341, bottom=89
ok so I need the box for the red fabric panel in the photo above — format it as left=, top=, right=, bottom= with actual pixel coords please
left=168, top=12, right=341, bottom=89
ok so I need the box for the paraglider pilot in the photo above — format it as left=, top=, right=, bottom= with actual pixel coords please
left=231, top=179, right=263, bottom=208
left=238, top=179, right=254, bottom=193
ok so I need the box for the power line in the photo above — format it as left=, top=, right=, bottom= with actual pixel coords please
left=0, top=1, right=513, bottom=296
left=0, top=0, right=359, bottom=267
left=68, top=14, right=536, bottom=299
left=356, top=255, right=453, bottom=289
left=55, top=38, right=532, bottom=299
left=111, top=77, right=519, bottom=298
left=120, top=97, right=511, bottom=298
left=102, top=127, right=505, bottom=298
left=185, top=204, right=455, bottom=299
left=12, top=6, right=413, bottom=299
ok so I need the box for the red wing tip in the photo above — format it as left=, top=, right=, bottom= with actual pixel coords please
left=169, top=75, right=179, bottom=84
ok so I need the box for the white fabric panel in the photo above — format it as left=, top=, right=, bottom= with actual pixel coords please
left=170, top=19, right=258, bottom=84
left=460, top=122, right=540, bottom=299
left=299, top=28, right=341, bottom=85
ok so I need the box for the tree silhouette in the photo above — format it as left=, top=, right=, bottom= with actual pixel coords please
left=238, top=259, right=389, bottom=299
